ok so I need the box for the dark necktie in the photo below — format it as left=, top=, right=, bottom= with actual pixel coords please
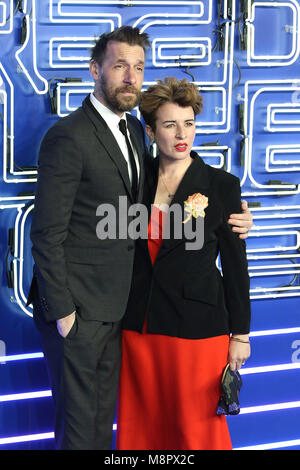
left=119, top=119, right=138, bottom=201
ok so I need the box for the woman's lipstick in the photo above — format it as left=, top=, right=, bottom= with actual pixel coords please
left=175, top=143, right=188, bottom=152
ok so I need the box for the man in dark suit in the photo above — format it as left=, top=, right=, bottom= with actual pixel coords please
left=27, top=27, right=150, bottom=450
left=27, top=26, right=253, bottom=450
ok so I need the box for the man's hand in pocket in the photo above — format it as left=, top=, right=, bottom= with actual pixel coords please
left=56, top=311, right=76, bottom=338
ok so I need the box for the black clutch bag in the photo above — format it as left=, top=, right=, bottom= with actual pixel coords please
left=216, top=363, right=242, bottom=416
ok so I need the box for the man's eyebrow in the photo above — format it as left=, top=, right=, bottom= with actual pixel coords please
left=115, top=59, right=145, bottom=65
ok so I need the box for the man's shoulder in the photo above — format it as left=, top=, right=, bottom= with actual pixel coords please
left=50, top=106, right=88, bottom=134
left=126, top=112, right=140, bottom=124
left=126, top=113, right=143, bottom=132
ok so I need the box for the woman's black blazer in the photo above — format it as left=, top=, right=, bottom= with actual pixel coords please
left=122, top=151, right=251, bottom=340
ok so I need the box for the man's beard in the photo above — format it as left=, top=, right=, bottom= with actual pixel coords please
left=99, top=75, right=140, bottom=113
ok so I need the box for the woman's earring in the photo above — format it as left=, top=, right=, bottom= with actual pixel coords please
left=149, top=139, right=158, bottom=157
left=149, top=140, right=154, bottom=155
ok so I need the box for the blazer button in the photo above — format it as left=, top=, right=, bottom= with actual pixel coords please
left=127, top=244, right=134, bottom=251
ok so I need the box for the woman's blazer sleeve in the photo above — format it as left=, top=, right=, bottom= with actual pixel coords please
left=216, top=176, right=251, bottom=335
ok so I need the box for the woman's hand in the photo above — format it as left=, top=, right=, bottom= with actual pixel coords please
left=228, top=334, right=251, bottom=370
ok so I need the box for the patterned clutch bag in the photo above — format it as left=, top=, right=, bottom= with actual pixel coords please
left=216, top=363, right=242, bottom=416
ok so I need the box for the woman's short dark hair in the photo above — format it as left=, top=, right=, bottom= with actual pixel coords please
left=91, top=26, right=150, bottom=66
left=139, top=77, right=203, bottom=131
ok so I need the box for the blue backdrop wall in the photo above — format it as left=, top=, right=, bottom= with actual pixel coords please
left=0, top=0, right=300, bottom=450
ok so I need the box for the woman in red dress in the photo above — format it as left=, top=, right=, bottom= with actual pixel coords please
left=116, top=77, right=251, bottom=450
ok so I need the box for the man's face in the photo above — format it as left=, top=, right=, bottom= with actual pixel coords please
left=90, top=40, right=145, bottom=116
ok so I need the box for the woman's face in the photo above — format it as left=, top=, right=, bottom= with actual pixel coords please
left=146, top=102, right=196, bottom=162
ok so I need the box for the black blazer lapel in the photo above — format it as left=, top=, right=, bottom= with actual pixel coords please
left=82, top=97, right=133, bottom=201
left=156, top=154, right=211, bottom=260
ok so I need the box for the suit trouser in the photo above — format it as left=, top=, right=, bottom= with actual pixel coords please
left=33, top=310, right=122, bottom=450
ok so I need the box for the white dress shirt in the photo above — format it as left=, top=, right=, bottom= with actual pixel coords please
left=89, top=93, right=140, bottom=184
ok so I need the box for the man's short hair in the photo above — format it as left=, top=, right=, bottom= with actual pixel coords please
left=91, top=26, right=150, bottom=66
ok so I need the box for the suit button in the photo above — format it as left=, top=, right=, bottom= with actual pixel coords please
left=127, top=244, right=134, bottom=251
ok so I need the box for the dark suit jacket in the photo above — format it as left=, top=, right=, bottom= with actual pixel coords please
left=27, top=96, right=148, bottom=323
left=122, top=151, right=251, bottom=339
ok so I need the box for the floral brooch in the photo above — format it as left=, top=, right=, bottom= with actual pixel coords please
left=183, top=193, right=208, bottom=224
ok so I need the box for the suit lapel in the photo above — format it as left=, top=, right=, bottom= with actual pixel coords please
left=156, top=154, right=211, bottom=260
left=135, top=155, right=157, bottom=258
left=127, top=115, right=145, bottom=203
left=82, top=97, right=134, bottom=201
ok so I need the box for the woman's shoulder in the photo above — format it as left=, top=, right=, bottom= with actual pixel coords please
left=191, top=151, right=240, bottom=187
left=194, top=156, right=242, bottom=212
left=204, top=164, right=242, bottom=214
left=204, top=161, right=241, bottom=192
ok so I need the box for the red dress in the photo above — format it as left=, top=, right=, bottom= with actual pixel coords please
left=116, top=206, right=232, bottom=450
